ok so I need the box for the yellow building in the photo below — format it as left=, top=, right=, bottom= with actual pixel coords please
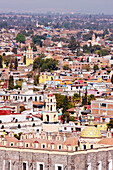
left=39, top=74, right=54, bottom=84
left=26, top=45, right=33, bottom=66
left=96, top=122, right=107, bottom=131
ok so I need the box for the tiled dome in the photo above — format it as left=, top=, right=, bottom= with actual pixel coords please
left=81, top=126, right=102, bottom=138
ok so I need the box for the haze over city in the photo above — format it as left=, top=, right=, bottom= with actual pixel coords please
left=0, top=0, right=113, bottom=14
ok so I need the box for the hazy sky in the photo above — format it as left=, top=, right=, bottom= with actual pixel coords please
left=0, top=0, right=113, bottom=14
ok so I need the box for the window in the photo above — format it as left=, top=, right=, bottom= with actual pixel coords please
left=55, top=164, right=63, bottom=170
left=91, top=145, right=93, bottom=149
left=8, top=160, right=11, bottom=170
left=46, top=115, right=49, bottom=122
left=23, top=163, right=26, bottom=170
left=39, top=164, right=43, bottom=170
left=3, top=160, right=5, bottom=170
left=10, top=143, right=14, bottom=146
left=83, top=145, right=86, bottom=150
left=43, top=144, right=46, bottom=148
left=23, top=162, right=28, bottom=170
left=50, top=105, right=52, bottom=111
left=87, top=163, right=91, bottom=170
left=58, top=167, right=62, bottom=170
left=37, top=162, right=44, bottom=170
left=25, top=144, right=29, bottom=147
left=108, top=160, right=112, bottom=170
left=98, top=161, right=101, bottom=170
left=100, top=103, right=106, bottom=107
left=75, top=147, right=78, bottom=151
left=59, top=145, right=62, bottom=149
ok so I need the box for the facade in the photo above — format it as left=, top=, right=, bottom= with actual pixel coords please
left=91, top=99, right=113, bottom=116
left=0, top=145, right=113, bottom=170
left=39, top=73, right=54, bottom=84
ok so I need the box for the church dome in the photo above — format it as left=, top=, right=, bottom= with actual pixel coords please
left=80, top=126, right=101, bottom=138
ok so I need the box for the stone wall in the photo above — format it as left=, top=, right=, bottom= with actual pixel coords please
left=0, top=146, right=113, bottom=170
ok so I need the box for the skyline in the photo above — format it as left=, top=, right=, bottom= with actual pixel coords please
left=0, top=0, right=113, bottom=15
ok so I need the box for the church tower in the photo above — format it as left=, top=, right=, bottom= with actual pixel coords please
left=43, top=94, right=59, bottom=132
left=26, top=45, right=33, bottom=67
left=92, top=33, right=96, bottom=42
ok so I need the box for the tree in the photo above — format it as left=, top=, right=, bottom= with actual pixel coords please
left=20, top=106, right=26, bottom=113
left=68, top=57, right=73, bottom=61
left=82, top=88, right=87, bottom=106
left=111, top=75, right=113, bottom=84
left=41, top=63, right=48, bottom=72
left=83, top=33, right=92, bottom=41
left=88, top=94, right=95, bottom=105
left=27, top=73, right=32, bottom=78
left=14, top=84, right=22, bottom=90
left=80, top=58, right=84, bottom=62
left=32, top=35, right=46, bottom=45
left=54, top=94, right=74, bottom=114
left=107, top=120, right=113, bottom=130
left=14, top=132, right=22, bottom=140
left=63, top=96, right=69, bottom=113
left=63, top=64, right=70, bottom=70
left=33, top=57, right=58, bottom=72
left=97, top=49, right=109, bottom=56
left=14, top=57, right=18, bottom=70
left=10, top=61, right=13, bottom=70
left=73, top=93, right=81, bottom=105
left=54, top=94, right=65, bottom=109
left=93, top=64, right=99, bottom=71
left=16, top=33, right=25, bottom=43
left=8, top=75, right=14, bottom=90
left=34, top=75, right=39, bottom=86
left=0, top=56, right=3, bottom=68
left=68, top=36, right=80, bottom=53
left=103, top=29, right=109, bottom=36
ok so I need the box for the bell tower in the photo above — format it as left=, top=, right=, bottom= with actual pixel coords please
left=26, top=45, right=33, bottom=66
left=43, top=94, right=59, bottom=132
left=92, top=33, right=96, bottom=42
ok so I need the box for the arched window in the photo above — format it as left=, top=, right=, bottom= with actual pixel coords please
left=50, top=105, right=52, bottom=111
left=54, top=115, right=56, bottom=121
left=83, top=145, right=86, bottom=150
left=91, top=145, right=93, bottom=149
left=46, top=115, right=49, bottom=122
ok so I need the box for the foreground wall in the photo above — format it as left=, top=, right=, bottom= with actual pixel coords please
left=0, top=146, right=113, bottom=170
